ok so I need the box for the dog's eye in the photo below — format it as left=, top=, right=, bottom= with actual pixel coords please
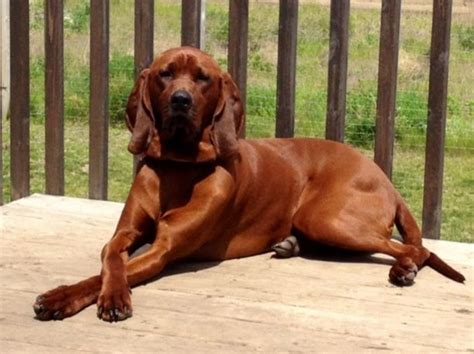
left=197, top=72, right=210, bottom=82
left=159, top=70, right=172, bottom=79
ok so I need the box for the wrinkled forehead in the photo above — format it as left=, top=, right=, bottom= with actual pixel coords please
left=152, top=47, right=221, bottom=76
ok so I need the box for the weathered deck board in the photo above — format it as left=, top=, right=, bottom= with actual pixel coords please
left=1, top=194, right=473, bottom=352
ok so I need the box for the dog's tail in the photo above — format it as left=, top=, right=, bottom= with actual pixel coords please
left=425, top=252, right=465, bottom=283
left=395, top=198, right=465, bottom=283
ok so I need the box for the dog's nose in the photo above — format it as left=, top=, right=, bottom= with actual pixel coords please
left=171, top=90, right=192, bottom=110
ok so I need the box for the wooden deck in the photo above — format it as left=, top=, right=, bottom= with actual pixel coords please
left=0, top=194, right=473, bottom=352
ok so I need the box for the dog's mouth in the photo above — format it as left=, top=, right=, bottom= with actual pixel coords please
left=160, top=113, right=201, bottom=148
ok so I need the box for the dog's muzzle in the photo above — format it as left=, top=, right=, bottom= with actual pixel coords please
left=170, top=90, right=192, bottom=112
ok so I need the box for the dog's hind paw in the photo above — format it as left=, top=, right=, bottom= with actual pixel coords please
left=389, top=257, right=419, bottom=286
left=272, top=236, right=300, bottom=258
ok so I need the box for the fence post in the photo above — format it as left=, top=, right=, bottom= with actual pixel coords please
left=325, top=0, right=350, bottom=142
left=0, top=1, right=9, bottom=122
left=181, top=0, right=201, bottom=48
left=0, top=89, right=2, bottom=204
left=134, top=0, right=154, bottom=77
left=89, top=0, right=109, bottom=200
left=0, top=66, right=2, bottom=204
left=45, top=0, right=64, bottom=196
left=275, top=0, right=298, bottom=138
left=1, top=1, right=10, bottom=204
left=374, top=0, right=401, bottom=179
left=10, top=0, right=30, bottom=200
left=228, top=0, right=249, bottom=138
left=422, top=0, right=453, bottom=240
left=133, top=0, right=154, bottom=174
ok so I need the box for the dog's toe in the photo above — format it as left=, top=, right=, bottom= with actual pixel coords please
left=98, top=307, right=132, bottom=322
left=272, top=235, right=300, bottom=258
left=389, top=259, right=418, bottom=286
left=97, top=287, right=133, bottom=322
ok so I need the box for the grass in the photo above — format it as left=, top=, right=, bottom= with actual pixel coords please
left=1, top=0, right=473, bottom=242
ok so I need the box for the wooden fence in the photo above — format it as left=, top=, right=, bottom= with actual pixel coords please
left=2, top=0, right=453, bottom=239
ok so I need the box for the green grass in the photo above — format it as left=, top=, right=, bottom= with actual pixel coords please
left=2, top=0, right=473, bottom=242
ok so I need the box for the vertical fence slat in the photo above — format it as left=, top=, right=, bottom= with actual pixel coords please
left=134, top=0, right=154, bottom=173
left=275, top=0, right=298, bottom=138
left=374, top=0, right=401, bottom=179
left=0, top=64, right=2, bottom=205
left=181, top=0, right=201, bottom=48
left=89, top=0, right=109, bottom=200
left=10, top=0, right=30, bottom=200
left=228, top=0, right=249, bottom=138
left=45, top=0, right=64, bottom=195
left=134, top=0, right=154, bottom=77
left=0, top=0, right=7, bottom=205
left=325, top=0, right=350, bottom=142
left=422, top=0, right=453, bottom=240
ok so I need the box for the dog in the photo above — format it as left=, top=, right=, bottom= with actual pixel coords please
left=34, top=46, right=465, bottom=322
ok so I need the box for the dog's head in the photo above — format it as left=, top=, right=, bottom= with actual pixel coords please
left=126, top=46, right=244, bottom=162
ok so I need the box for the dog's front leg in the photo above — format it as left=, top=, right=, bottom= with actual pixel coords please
left=97, top=166, right=234, bottom=322
left=33, top=170, right=158, bottom=322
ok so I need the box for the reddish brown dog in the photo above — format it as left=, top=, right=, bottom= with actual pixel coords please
left=34, top=47, right=465, bottom=322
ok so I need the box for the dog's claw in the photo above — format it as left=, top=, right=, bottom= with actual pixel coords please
left=33, top=303, right=44, bottom=315
left=390, top=262, right=418, bottom=286
left=272, top=235, right=300, bottom=258
left=97, top=306, right=103, bottom=318
left=109, top=309, right=116, bottom=322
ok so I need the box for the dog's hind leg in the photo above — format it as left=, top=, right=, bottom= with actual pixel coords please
left=394, top=198, right=465, bottom=283
left=291, top=196, right=431, bottom=286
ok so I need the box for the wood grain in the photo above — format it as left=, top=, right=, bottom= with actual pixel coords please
left=325, top=0, right=350, bottom=142
left=228, top=0, right=249, bottom=138
left=0, top=194, right=472, bottom=352
left=45, top=0, right=65, bottom=195
left=9, top=0, right=30, bottom=200
left=275, top=0, right=298, bottom=138
left=89, top=0, right=109, bottom=200
left=374, top=0, right=402, bottom=179
left=422, top=0, right=453, bottom=240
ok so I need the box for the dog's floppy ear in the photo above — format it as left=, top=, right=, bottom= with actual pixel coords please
left=211, top=72, right=244, bottom=159
left=125, top=69, right=155, bottom=155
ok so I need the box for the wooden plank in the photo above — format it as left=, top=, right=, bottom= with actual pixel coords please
left=325, top=0, right=350, bottom=142
left=228, top=0, right=249, bottom=138
left=133, top=0, right=154, bottom=174
left=44, top=0, right=64, bottom=196
left=0, top=70, right=2, bottom=204
left=374, top=0, right=402, bottom=179
left=0, top=194, right=473, bottom=352
left=134, top=0, right=154, bottom=77
left=0, top=32, right=2, bottom=205
left=9, top=0, right=30, bottom=200
left=275, top=0, right=298, bottom=138
left=422, top=0, right=453, bottom=240
left=181, top=0, right=201, bottom=48
left=89, top=0, right=109, bottom=200
left=0, top=0, right=5, bottom=205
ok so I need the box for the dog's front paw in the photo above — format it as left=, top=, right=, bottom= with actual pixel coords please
left=97, top=285, right=133, bottom=322
left=389, top=257, right=418, bottom=286
left=34, top=277, right=100, bottom=321
left=34, top=285, right=72, bottom=320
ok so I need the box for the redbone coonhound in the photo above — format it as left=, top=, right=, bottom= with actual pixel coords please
left=34, top=47, right=465, bottom=322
